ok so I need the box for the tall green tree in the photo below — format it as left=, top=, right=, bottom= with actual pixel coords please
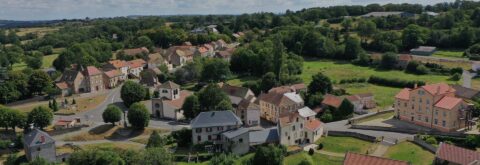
left=200, top=58, right=231, bottom=83
left=25, top=52, right=43, bottom=69
left=28, top=70, right=53, bottom=95
left=182, top=95, right=200, bottom=120
left=121, top=81, right=147, bottom=107
left=146, top=130, right=165, bottom=148
left=334, top=99, right=354, bottom=120
left=260, top=72, right=278, bottom=93
left=197, top=84, right=230, bottom=112
left=209, top=153, right=237, bottom=165
left=252, top=144, right=287, bottom=165
left=343, top=37, right=363, bottom=60
left=102, top=105, right=122, bottom=125
left=308, top=73, right=333, bottom=95
left=127, top=103, right=150, bottom=130
left=27, top=106, right=53, bottom=130
left=272, top=35, right=285, bottom=80
left=379, top=52, right=398, bottom=69
left=402, top=24, right=428, bottom=50
left=357, top=20, right=377, bottom=43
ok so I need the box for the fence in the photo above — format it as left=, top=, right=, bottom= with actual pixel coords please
left=410, top=136, right=437, bottom=153
left=325, top=130, right=379, bottom=142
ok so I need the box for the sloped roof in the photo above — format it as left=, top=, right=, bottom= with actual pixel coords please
left=162, top=90, right=192, bottom=108
left=436, top=142, right=480, bottom=165
left=434, top=96, right=463, bottom=110
left=322, top=94, right=343, bottom=108
left=104, top=70, right=122, bottom=78
left=158, top=81, right=180, bottom=89
left=221, top=84, right=251, bottom=98
left=238, top=97, right=259, bottom=110
left=60, top=70, right=81, bottom=82
left=395, top=88, right=411, bottom=100
left=344, top=152, right=409, bottom=165
left=305, top=119, right=323, bottom=131
left=147, top=53, right=164, bottom=64
left=298, top=107, right=316, bottom=118
left=85, top=66, right=102, bottom=76
left=191, top=111, right=242, bottom=128
left=108, top=60, right=128, bottom=68
left=123, top=47, right=149, bottom=56
left=259, top=92, right=302, bottom=106
left=284, top=92, right=303, bottom=103
left=127, top=59, right=146, bottom=68
left=278, top=112, right=299, bottom=127
left=55, top=82, right=69, bottom=90
left=346, top=95, right=360, bottom=102
left=249, top=127, right=279, bottom=145
left=398, top=54, right=413, bottom=61
left=222, top=127, right=249, bottom=139
left=24, top=129, right=55, bottom=147
left=422, top=83, right=455, bottom=95
left=452, top=85, right=480, bottom=100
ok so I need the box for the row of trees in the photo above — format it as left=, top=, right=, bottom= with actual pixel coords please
left=0, top=70, right=56, bottom=104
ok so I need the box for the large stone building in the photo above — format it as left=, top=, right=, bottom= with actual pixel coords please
left=258, top=91, right=304, bottom=123
left=24, top=129, right=57, bottom=162
left=151, top=81, right=192, bottom=120
left=83, top=66, right=105, bottom=93
left=394, top=83, right=474, bottom=132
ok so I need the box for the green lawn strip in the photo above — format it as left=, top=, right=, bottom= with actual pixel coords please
left=316, top=136, right=373, bottom=154
left=432, top=49, right=466, bottom=59
left=283, top=152, right=343, bottom=165
left=354, top=111, right=395, bottom=124
left=12, top=54, right=59, bottom=71
left=302, top=60, right=456, bottom=84
left=226, top=76, right=258, bottom=86
left=384, top=142, right=435, bottom=165
left=340, top=83, right=400, bottom=108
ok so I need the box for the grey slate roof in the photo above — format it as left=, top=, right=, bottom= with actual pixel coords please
left=158, top=81, right=180, bottom=89
left=222, top=127, right=249, bottom=139
left=249, top=128, right=279, bottom=145
left=24, top=129, right=55, bottom=147
left=452, top=85, right=480, bottom=100
left=190, top=111, right=242, bottom=128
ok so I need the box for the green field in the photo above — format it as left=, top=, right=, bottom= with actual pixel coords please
left=432, top=49, right=466, bottom=59
left=384, top=142, right=435, bottom=165
left=316, top=136, right=374, bottom=154
left=283, top=152, right=343, bottom=165
left=340, top=83, right=400, bottom=108
left=12, top=54, right=59, bottom=71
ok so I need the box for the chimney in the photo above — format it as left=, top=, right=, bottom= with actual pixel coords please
left=414, top=83, right=418, bottom=89
left=436, top=85, right=441, bottom=95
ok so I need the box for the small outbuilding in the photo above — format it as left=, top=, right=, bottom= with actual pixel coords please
left=410, top=46, right=436, bottom=56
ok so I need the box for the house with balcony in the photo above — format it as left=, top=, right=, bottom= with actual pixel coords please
left=394, top=83, right=474, bottom=132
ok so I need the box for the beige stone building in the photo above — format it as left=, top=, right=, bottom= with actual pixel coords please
left=394, top=83, right=473, bottom=132
left=83, top=66, right=105, bottom=93
left=258, top=91, right=304, bottom=123
left=151, top=81, right=192, bottom=120
left=278, top=107, right=323, bottom=146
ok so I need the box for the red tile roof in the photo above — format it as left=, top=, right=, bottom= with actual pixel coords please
left=434, top=96, right=463, bottom=110
left=55, top=82, right=69, bottom=90
left=395, top=88, right=411, bottom=100
left=346, top=95, right=360, bottom=102
left=344, top=152, right=410, bottom=165
left=422, top=83, right=455, bottom=95
left=108, top=60, right=128, bottom=68
left=163, top=90, right=192, bottom=108
left=322, top=94, right=343, bottom=108
left=305, top=119, right=323, bottom=131
left=398, top=54, right=413, bottom=61
left=85, top=66, right=102, bottom=76
left=123, top=47, right=149, bottom=56
left=104, top=70, right=122, bottom=78
left=127, top=59, right=146, bottom=68
left=436, top=142, right=480, bottom=165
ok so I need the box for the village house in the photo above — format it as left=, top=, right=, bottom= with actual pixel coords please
left=394, top=83, right=474, bottom=132
left=321, top=94, right=344, bottom=110
left=435, top=142, right=480, bottom=165
left=121, top=47, right=149, bottom=57
left=361, top=11, right=415, bottom=18
left=146, top=53, right=167, bottom=70
left=343, top=152, right=410, bottom=165
left=278, top=107, right=323, bottom=145
left=190, top=111, right=247, bottom=154
left=219, top=83, right=256, bottom=106
left=103, top=70, right=122, bottom=89
left=24, top=129, right=57, bottom=162
left=127, top=59, right=146, bottom=78
left=83, top=66, right=105, bottom=93
left=396, top=54, right=413, bottom=69
left=215, top=49, right=235, bottom=61
left=345, top=93, right=376, bottom=114
left=139, top=68, right=161, bottom=88
left=165, top=46, right=195, bottom=68
left=151, top=81, right=192, bottom=120
left=258, top=91, right=304, bottom=123
left=56, top=69, right=87, bottom=95
left=410, top=46, right=437, bottom=56
left=451, top=84, right=480, bottom=100
left=236, top=97, right=260, bottom=127
left=104, top=60, right=129, bottom=80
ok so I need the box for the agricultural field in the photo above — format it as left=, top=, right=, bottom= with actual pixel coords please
left=383, top=142, right=435, bottom=165
left=432, top=49, right=466, bottom=59
left=12, top=54, right=59, bottom=71
left=15, top=26, right=60, bottom=37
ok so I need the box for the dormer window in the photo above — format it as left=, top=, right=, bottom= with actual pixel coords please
left=162, top=89, right=168, bottom=93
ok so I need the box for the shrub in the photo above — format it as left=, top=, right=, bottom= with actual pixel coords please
left=368, top=76, right=425, bottom=88
left=450, top=73, right=461, bottom=81
left=425, top=137, right=438, bottom=145
left=308, top=148, right=314, bottom=155
left=317, top=143, right=324, bottom=150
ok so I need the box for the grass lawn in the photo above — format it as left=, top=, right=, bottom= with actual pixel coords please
left=226, top=76, right=258, bottom=86
left=355, top=111, right=394, bottom=124
left=12, top=54, right=59, bottom=71
left=80, top=142, right=144, bottom=151
left=432, top=49, right=466, bottom=59
left=63, top=125, right=168, bottom=141
left=316, top=136, right=374, bottom=154
left=339, top=83, right=400, bottom=108
left=384, top=142, right=434, bottom=165
left=15, top=26, right=60, bottom=37
left=12, top=93, right=107, bottom=113
left=283, top=152, right=343, bottom=165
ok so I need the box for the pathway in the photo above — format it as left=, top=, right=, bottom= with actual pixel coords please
left=316, top=150, right=345, bottom=157
left=370, top=144, right=389, bottom=157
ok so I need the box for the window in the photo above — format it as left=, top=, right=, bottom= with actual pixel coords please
left=300, top=124, right=303, bottom=129
left=206, top=127, right=212, bottom=132
left=419, top=98, right=422, bottom=103
left=296, top=118, right=299, bottom=122
left=197, top=136, right=201, bottom=141
left=37, top=147, right=41, bottom=151
left=216, top=135, right=221, bottom=140
left=195, top=128, right=202, bottom=133
left=404, top=102, right=407, bottom=107
left=155, top=103, right=160, bottom=108
left=292, top=126, right=296, bottom=131
left=173, top=89, right=179, bottom=95
left=443, top=111, right=447, bottom=117
left=208, top=135, right=212, bottom=140
left=442, top=121, right=446, bottom=127
left=239, top=138, right=243, bottom=143
left=434, top=119, right=438, bottom=125
left=288, top=136, right=290, bottom=140
left=217, top=126, right=223, bottom=131
left=425, top=117, right=429, bottom=122
left=162, top=89, right=168, bottom=93
left=426, top=100, right=430, bottom=105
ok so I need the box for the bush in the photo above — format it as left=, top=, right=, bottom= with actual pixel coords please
left=368, top=76, right=425, bottom=88
left=425, top=137, right=438, bottom=145
left=317, top=143, right=324, bottom=150
left=308, top=148, right=314, bottom=155
left=450, top=73, right=461, bottom=81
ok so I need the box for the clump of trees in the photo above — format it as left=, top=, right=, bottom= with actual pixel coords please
left=127, top=103, right=150, bottom=130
